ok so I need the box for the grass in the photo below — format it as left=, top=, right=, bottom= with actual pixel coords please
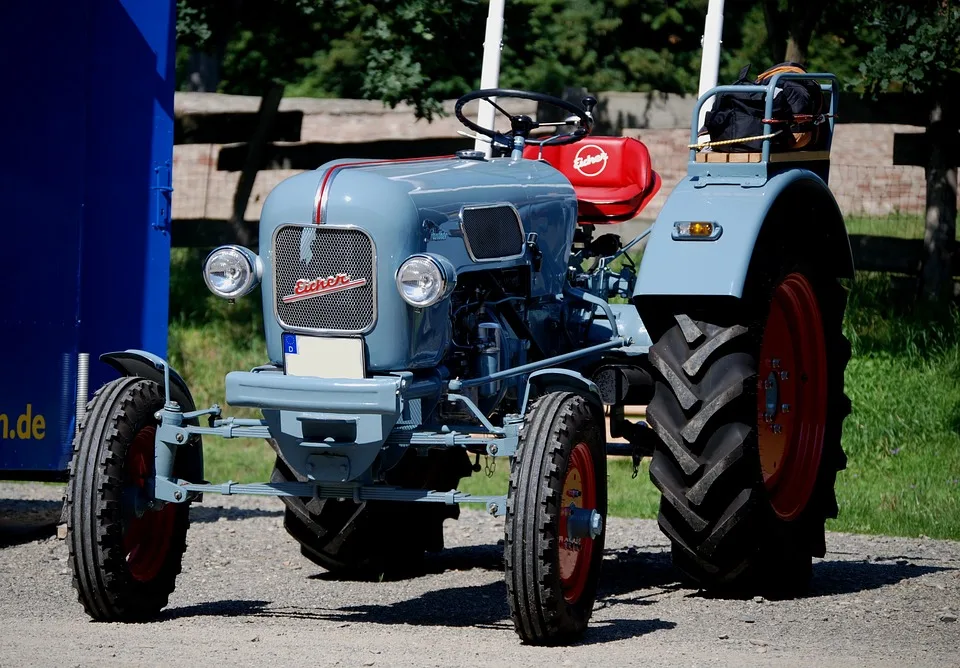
left=832, top=272, right=960, bottom=539
left=168, top=249, right=273, bottom=482
left=168, top=248, right=960, bottom=540
left=459, top=457, right=661, bottom=519
left=842, top=212, right=960, bottom=240
left=843, top=214, right=927, bottom=239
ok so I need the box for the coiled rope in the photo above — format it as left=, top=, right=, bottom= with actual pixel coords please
left=687, top=130, right=782, bottom=150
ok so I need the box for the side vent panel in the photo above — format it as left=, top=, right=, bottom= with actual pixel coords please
left=460, top=204, right=525, bottom=261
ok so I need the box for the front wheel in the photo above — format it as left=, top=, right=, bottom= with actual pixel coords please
left=645, top=270, right=850, bottom=593
left=66, top=378, right=200, bottom=621
left=505, top=392, right=607, bottom=645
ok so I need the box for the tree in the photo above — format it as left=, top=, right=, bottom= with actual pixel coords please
left=761, top=0, right=828, bottom=64
left=177, top=0, right=479, bottom=245
left=353, top=0, right=484, bottom=119
left=497, top=0, right=709, bottom=96
left=178, top=0, right=325, bottom=245
left=858, top=2, right=960, bottom=300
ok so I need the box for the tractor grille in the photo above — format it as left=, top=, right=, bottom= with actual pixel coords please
left=460, top=205, right=525, bottom=261
left=274, top=225, right=376, bottom=333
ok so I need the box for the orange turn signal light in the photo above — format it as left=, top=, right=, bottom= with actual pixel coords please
left=673, top=221, right=722, bottom=240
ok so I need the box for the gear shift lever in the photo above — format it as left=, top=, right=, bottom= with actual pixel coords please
left=581, top=95, right=598, bottom=120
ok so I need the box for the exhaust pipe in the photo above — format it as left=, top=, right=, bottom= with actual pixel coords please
left=75, top=352, right=89, bottom=435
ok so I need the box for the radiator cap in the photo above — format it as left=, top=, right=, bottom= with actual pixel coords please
left=456, top=149, right=487, bottom=160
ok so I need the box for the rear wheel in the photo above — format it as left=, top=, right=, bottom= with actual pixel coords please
left=66, top=378, right=201, bottom=620
left=645, top=269, right=850, bottom=592
left=273, top=448, right=472, bottom=576
left=505, top=392, right=607, bottom=645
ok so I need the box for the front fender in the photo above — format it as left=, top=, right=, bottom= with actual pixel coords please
left=634, top=169, right=854, bottom=299
left=100, top=349, right=196, bottom=411
left=521, top=368, right=604, bottom=416
left=100, top=349, right=203, bottom=484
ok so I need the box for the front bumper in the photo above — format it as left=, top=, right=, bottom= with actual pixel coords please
left=224, top=370, right=441, bottom=483
left=225, top=371, right=404, bottom=414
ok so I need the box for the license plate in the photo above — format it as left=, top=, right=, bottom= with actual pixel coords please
left=282, top=334, right=366, bottom=379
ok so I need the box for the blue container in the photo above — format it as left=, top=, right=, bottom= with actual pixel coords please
left=0, top=0, right=176, bottom=478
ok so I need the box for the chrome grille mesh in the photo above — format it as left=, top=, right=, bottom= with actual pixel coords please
left=274, top=225, right=375, bottom=332
left=461, top=205, right=525, bottom=260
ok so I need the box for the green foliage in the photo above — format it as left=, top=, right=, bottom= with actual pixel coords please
left=498, top=0, right=707, bottom=95
left=175, top=0, right=212, bottom=45
left=177, top=0, right=481, bottom=118
left=177, top=0, right=333, bottom=92
left=719, top=1, right=875, bottom=90
left=358, top=0, right=483, bottom=119
left=857, top=2, right=960, bottom=93
left=176, top=0, right=881, bottom=112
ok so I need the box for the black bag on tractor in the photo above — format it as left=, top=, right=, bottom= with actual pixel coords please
left=700, top=62, right=825, bottom=152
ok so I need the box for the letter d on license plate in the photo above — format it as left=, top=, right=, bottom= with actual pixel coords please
left=282, top=334, right=365, bottom=379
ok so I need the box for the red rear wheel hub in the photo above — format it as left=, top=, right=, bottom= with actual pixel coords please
left=756, top=273, right=828, bottom=521
left=558, top=442, right=596, bottom=604
left=123, top=425, right=175, bottom=582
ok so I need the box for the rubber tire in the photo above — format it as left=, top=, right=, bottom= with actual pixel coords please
left=505, top=391, right=607, bottom=645
left=272, top=448, right=471, bottom=577
left=645, top=272, right=850, bottom=594
left=66, top=377, right=201, bottom=621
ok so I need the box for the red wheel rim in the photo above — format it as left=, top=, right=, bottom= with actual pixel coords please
left=756, top=273, right=828, bottom=521
left=558, top=442, right=596, bottom=604
left=123, top=425, right=175, bottom=582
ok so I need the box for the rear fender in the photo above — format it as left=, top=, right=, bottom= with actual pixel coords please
left=634, top=170, right=853, bottom=303
left=520, top=368, right=604, bottom=416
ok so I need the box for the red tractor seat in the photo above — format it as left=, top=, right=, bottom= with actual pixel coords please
left=523, top=136, right=661, bottom=224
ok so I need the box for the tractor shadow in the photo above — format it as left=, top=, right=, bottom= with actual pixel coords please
left=308, top=543, right=505, bottom=583
left=159, top=544, right=944, bottom=641
left=163, top=545, right=679, bottom=644
left=189, top=505, right=283, bottom=523
left=159, top=586, right=675, bottom=644
left=681, top=557, right=949, bottom=601
left=309, top=542, right=680, bottom=595
left=0, top=498, right=62, bottom=547
left=597, top=545, right=681, bottom=602
left=807, top=558, right=950, bottom=597
left=0, top=497, right=285, bottom=548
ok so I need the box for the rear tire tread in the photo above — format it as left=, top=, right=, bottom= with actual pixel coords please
left=646, top=276, right=850, bottom=591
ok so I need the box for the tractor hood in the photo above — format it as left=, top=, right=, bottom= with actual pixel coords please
left=316, top=155, right=576, bottom=278
left=257, top=154, right=578, bottom=371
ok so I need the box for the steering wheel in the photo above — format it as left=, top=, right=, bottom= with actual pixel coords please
left=454, top=89, right=595, bottom=151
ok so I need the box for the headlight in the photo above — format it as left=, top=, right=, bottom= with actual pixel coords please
left=202, top=245, right=261, bottom=299
left=395, top=254, right=456, bottom=308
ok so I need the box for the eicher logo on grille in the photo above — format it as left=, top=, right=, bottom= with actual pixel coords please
left=282, top=273, right=367, bottom=304
left=573, top=144, right=609, bottom=177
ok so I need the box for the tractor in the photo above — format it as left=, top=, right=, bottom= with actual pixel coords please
left=64, top=13, right=853, bottom=637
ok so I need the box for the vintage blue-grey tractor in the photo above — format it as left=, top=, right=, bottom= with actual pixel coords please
left=66, top=76, right=852, bottom=644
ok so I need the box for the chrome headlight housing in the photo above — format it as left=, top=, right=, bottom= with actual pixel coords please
left=202, top=245, right=262, bottom=299
left=395, top=254, right=456, bottom=308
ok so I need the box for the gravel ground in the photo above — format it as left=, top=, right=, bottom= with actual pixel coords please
left=1, top=482, right=958, bottom=667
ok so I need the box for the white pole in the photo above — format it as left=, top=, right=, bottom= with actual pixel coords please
left=475, top=0, right=505, bottom=157
left=697, top=0, right=725, bottom=134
